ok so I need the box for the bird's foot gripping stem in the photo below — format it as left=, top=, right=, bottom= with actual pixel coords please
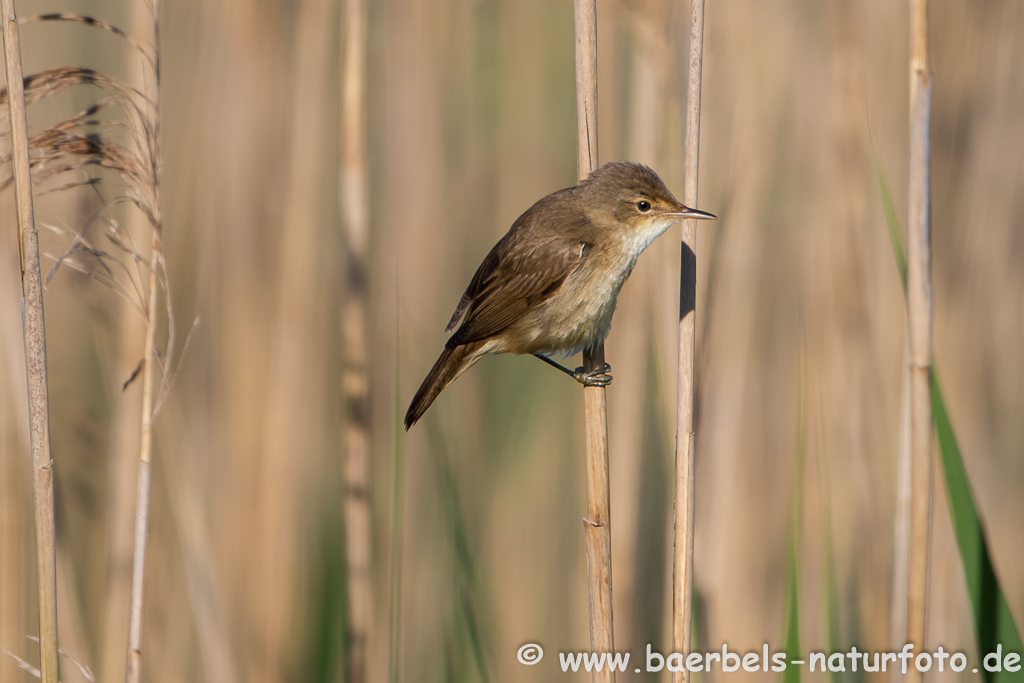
left=532, top=353, right=612, bottom=387
left=573, top=363, right=612, bottom=387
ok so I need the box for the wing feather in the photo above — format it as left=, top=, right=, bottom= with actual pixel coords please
left=445, top=247, right=499, bottom=333
left=445, top=198, right=591, bottom=347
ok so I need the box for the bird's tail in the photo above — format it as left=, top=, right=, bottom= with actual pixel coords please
left=405, top=343, right=484, bottom=429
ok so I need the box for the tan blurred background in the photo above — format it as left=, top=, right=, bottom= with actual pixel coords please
left=1, top=0, right=1022, bottom=681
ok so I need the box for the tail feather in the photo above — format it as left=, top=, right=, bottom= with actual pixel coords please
left=404, top=343, right=482, bottom=429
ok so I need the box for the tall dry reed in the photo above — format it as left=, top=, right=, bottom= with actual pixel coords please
left=905, top=0, right=933, bottom=679
left=0, top=2, right=58, bottom=681
left=672, top=2, right=705, bottom=680
left=573, top=1, right=616, bottom=681
left=340, top=0, right=373, bottom=679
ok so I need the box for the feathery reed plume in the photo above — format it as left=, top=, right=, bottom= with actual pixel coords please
left=0, top=7, right=172, bottom=682
left=672, top=1, right=705, bottom=681
left=0, top=1, right=58, bottom=680
left=904, top=0, right=933, bottom=680
left=340, top=0, right=373, bottom=679
left=0, top=66, right=146, bottom=109
left=19, top=13, right=155, bottom=71
left=573, top=2, right=615, bottom=681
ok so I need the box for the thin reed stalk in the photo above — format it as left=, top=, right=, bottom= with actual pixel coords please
left=340, top=0, right=372, bottom=679
left=573, top=1, right=615, bottom=680
left=0, top=1, right=59, bottom=681
left=125, top=1, right=162, bottom=681
left=889, top=335, right=911, bottom=667
left=100, top=275, right=143, bottom=683
left=672, top=1, right=705, bottom=680
left=102, top=4, right=162, bottom=680
left=904, top=1, right=932, bottom=680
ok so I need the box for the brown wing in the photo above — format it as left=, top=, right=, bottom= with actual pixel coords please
left=445, top=203, right=591, bottom=348
left=445, top=246, right=499, bottom=333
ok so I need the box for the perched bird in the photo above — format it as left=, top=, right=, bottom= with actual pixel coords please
left=405, top=161, right=715, bottom=429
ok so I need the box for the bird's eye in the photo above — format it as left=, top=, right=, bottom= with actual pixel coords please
left=636, top=200, right=652, bottom=212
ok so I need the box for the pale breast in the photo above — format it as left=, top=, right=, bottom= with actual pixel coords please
left=493, top=214, right=676, bottom=356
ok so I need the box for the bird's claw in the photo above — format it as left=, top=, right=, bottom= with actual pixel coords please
left=574, top=363, right=612, bottom=387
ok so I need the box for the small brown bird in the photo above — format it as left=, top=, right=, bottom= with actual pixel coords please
left=405, top=161, right=715, bottom=429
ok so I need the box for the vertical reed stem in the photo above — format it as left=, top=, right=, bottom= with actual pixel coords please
left=890, top=335, right=911, bottom=671
left=341, top=0, right=372, bottom=679
left=672, top=1, right=705, bottom=681
left=905, top=1, right=932, bottom=680
left=573, top=1, right=615, bottom=680
left=126, top=1, right=161, bottom=681
left=0, top=1, right=59, bottom=681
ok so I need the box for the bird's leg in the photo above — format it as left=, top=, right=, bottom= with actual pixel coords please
left=532, top=354, right=613, bottom=387
left=532, top=353, right=577, bottom=378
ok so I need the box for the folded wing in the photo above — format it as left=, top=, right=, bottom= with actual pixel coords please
left=445, top=207, right=591, bottom=348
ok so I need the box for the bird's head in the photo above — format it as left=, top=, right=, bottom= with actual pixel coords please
left=580, top=161, right=716, bottom=247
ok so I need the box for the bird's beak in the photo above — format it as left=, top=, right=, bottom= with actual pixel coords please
left=665, top=205, right=717, bottom=220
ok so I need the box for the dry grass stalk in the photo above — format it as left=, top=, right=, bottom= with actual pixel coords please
left=573, top=1, right=615, bottom=680
left=904, top=0, right=933, bottom=679
left=0, top=643, right=96, bottom=681
left=0, top=1, right=59, bottom=681
left=96, top=93, right=150, bottom=680
left=340, top=0, right=372, bottom=680
left=890, top=335, right=911, bottom=675
left=672, top=1, right=705, bottom=681
left=122, top=2, right=163, bottom=682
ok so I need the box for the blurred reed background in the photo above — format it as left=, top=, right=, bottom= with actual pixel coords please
left=1, top=0, right=1022, bottom=681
